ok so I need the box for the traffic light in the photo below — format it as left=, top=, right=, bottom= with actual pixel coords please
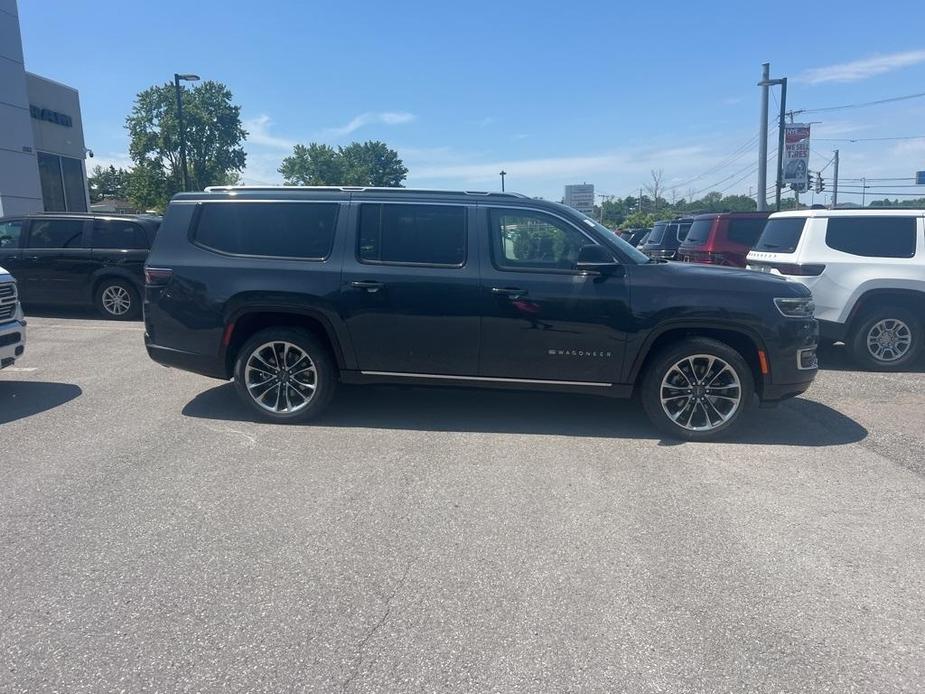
left=814, top=172, right=825, bottom=194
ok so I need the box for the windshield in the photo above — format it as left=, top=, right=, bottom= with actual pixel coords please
left=575, top=214, right=650, bottom=264
left=684, top=219, right=714, bottom=245
left=753, top=218, right=805, bottom=253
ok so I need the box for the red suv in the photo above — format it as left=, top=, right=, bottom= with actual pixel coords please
left=678, top=212, right=770, bottom=268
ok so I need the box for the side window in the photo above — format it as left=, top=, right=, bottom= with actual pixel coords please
left=91, top=220, right=147, bottom=249
left=26, top=219, right=84, bottom=249
left=358, top=204, right=466, bottom=266
left=194, top=202, right=339, bottom=259
left=491, top=209, right=588, bottom=271
left=0, top=220, right=24, bottom=249
left=727, top=218, right=767, bottom=246
left=825, top=217, right=916, bottom=258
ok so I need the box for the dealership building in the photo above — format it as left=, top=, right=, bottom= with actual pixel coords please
left=1, top=0, right=89, bottom=217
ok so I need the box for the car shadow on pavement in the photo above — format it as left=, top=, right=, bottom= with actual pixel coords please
left=182, top=383, right=867, bottom=446
left=817, top=343, right=925, bottom=373
left=0, top=381, right=82, bottom=425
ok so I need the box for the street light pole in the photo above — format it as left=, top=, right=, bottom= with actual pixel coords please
left=174, top=73, right=200, bottom=192
left=499, top=170, right=507, bottom=192
left=758, top=67, right=787, bottom=211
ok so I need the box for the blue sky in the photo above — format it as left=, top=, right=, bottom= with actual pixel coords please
left=17, top=0, right=925, bottom=205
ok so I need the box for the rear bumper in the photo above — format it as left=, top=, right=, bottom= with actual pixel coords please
left=145, top=337, right=228, bottom=380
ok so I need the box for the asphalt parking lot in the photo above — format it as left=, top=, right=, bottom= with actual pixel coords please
left=1, top=312, right=923, bottom=693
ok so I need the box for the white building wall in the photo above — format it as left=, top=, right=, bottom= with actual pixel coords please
left=0, top=0, right=43, bottom=216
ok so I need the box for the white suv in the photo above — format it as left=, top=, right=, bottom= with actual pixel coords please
left=747, top=209, right=924, bottom=371
left=0, top=265, right=26, bottom=369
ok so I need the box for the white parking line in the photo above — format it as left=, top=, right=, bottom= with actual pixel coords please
left=1, top=367, right=37, bottom=372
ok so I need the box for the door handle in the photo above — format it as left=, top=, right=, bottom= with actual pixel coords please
left=491, top=286, right=528, bottom=298
left=27, top=256, right=40, bottom=262
left=350, top=280, right=384, bottom=293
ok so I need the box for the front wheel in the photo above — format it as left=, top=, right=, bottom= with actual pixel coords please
left=641, top=337, right=754, bottom=441
left=233, top=328, right=337, bottom=423
left=849, top=308, right=922, bottom=371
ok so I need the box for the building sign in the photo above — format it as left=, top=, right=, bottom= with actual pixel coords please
left=916, top=171, right=925, bottom=185
left=783, top=123, right=810, bottom=192
left=30, top=105, right=73, bottom=128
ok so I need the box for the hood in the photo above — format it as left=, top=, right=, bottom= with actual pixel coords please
left=0, top=266, right=11, bottom=281
left=653, top=260, right=810, bottom=297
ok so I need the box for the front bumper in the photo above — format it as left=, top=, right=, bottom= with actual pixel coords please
left=0, top=318, right=26, bottom=368
left=761, top=317, right=818, bottom=403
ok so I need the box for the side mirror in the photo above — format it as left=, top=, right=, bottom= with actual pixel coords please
left=575, top=244, right=621, bottom=274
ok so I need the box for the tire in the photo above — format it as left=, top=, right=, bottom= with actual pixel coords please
left=95, top=279, right=140, bottom=320
left=849, top=307, right=922, bottom=372
left=640, top=337, right=755, bottom=442
left=233, top=327, right=337, bottom=423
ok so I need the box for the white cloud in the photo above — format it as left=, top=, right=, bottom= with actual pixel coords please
left=243, top=114, right=295, bottom=150
left=322, top=111, right=416, bottom=138
left=798, top=49, right=925, bottom=84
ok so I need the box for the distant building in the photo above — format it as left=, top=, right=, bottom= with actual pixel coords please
left=0, top=0, right=89, bottom=216
left=564, top=183, right=595, bottom=216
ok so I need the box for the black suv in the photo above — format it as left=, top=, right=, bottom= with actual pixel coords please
left=144, top=187, right=817, bottom=440
left=0, top=212, right=160, bottom=319
left=639, top=217, right=694, bottom=260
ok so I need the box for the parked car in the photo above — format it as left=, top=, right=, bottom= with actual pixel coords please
left=144, top=186, right=818, bottom=441
left=679, top=212, right=770, bottom=268
left=0, top=213, right=161, bottom=319
left=747, top=209, right=924, bottom=371
left=0, top=265, right=26, bottom=369
left=620, top=227, right=651, bottom=247
left=639, top=217, right=694, bottom=260
left=634, top=230, right=651, bottom=248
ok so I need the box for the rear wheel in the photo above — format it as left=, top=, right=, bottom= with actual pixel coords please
left=641, top=337, right=754, bottom=441
left=95, top=279, right=139, bottom=320
left=849, top=307, right=922, bottom=371
left=233, top=328, right=337, bottom=423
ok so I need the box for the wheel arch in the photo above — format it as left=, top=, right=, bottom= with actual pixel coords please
left=845, top=287, right=925, bottom=329
left=222, top=307, right=349, bottom=378
left=627, top=323, right=766, bottom=397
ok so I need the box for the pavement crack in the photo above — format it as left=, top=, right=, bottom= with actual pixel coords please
left=341, top=561, right=412, bottom=692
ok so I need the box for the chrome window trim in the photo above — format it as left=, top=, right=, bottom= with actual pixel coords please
left=360, top=370, right=612, bottom=387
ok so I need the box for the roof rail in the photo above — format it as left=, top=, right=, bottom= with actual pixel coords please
left=201, top=185, right=528, bottom=198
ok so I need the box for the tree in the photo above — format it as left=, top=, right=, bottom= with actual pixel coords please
left=88, top=164, right=131, bottom=202
left=278, top=141, right=407, bottom=187
left=125, top=80, right=247, bottom=209
left=645, top=169, right=664, bottom=214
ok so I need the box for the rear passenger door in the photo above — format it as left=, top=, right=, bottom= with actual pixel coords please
left=0, top=219, right=26, bottom=276
left=339, top=201, right=481, bottom=375
left=89, top=219, right=149, bottom=290
left=19, top=217, right=90, bottom=304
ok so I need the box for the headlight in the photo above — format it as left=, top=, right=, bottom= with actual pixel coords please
left=774, top=297, right=815, bottom=318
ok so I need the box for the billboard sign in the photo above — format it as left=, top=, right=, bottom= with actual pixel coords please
left=916, top=171, right=925, bottom=185
left=783, top=124, right=811, bottom=192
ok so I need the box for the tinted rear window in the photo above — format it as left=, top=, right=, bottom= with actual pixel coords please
left=676, top=222, right=692, bottom=241
left=91, top=220, right=147, bottom=249
left=727, top=218, right=767, bottom=246
left=684, top=219, right=715, bottom=245
left=647, top=223, right=667, bottom=244
left=825, top=217, right=916, bottom=258
left=753, top=218, right=805, bottom=253
left=359, top=204, right=466, bottom=266
left=194, top=202, right=339, bottom=259
left=27, top=219, right=84, bottom=249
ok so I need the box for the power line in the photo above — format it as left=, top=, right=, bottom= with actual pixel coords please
left=663, top=132, right=761, bottom=193
left=815, top=135, right=925, bottom=142
left=794, top=91, right=925, bottom=115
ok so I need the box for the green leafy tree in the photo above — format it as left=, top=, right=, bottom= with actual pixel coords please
left=88, top=164, right=131, bottom=202
left=278, top=141, right=407, bottom=187
left=125, top=80, right=247, bottom=209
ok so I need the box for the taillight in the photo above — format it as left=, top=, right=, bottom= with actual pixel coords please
left=144, top=267, right=174, bottom=286
left=772, top=264, right=825, bottom=276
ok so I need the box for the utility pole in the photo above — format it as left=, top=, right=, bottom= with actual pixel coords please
left=499, top=170, right=507, bottom=192
left=756, top=63, right=770, bottom=211
left=831, top=150, right=839, bottom=208
left=774, top=77, right=788, bottom=211
left=758, top=65, right=787, bottom=211
left=639, top=187, right=644, bottom=214
left=861, top=177, right=866, bottom=207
